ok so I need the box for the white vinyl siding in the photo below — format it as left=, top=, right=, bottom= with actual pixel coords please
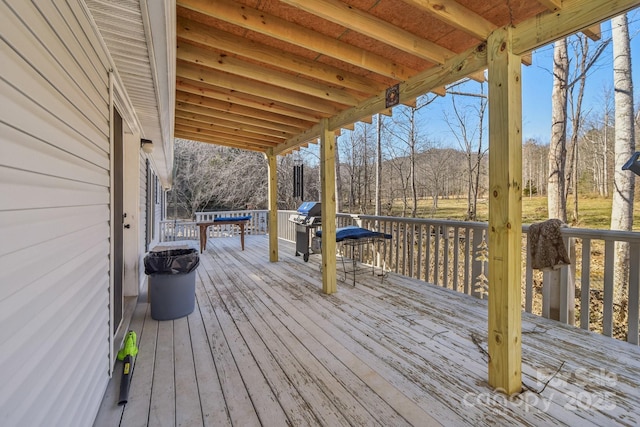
left=0, top=1, right=114, bottom=426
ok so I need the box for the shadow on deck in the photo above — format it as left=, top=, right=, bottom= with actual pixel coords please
left=95, top=235, right=640, bottom=426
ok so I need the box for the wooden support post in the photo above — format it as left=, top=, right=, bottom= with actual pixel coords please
left=320, top=118, right=337, bottom=294
left=487, top=27, right=522, bottom=395
left=266, top=149, right=278, bottom=262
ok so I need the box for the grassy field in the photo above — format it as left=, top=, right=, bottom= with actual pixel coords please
left=391, top=195, right=639, bottom=230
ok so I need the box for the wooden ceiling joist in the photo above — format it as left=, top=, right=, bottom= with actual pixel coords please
left=177, top=42, right=366, bottom=106
left=400, top=0, right=497, bottom=40
left=176, top=83, right=322, bottom=124
left=177, top=16, right=385, bottom=96
left=175, top=125, right=280, bottom=149
left=178, top=0, right=419, bottom=80
left=512, top=0, right=638, bottom=55
left=174, top=109, right=295, bottom=139
left=174, top=131, right=270, bottom=152
left=177, top=62, right=342, bottom=115
left=176, top=0, right=640, bottom=156
left=279, top=0, right=454, bottom=64
left=175, top=101, right=306, bottom=135
left=175, top=122, right=284, bottom=144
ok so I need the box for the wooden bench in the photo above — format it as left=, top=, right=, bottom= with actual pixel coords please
left=197, top=216, right=251, bottom=253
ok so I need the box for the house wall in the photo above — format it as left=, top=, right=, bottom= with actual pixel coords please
left=0, top=1, right=157, bottom=425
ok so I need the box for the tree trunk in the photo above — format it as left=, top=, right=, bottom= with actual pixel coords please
left=410, top=109, right=418, bottom=217
left=548, top=38, right=569, bottom=222
left=611, top=13, right=636, bottom=290
left=335, top=136, right=343, bottom=212
left=375, top=114, right=382, bottom=217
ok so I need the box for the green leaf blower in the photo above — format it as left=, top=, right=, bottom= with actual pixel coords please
left=117, top=331, right=139, bottom=405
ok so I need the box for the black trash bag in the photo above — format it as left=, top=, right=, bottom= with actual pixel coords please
left=144, top=248, right=200, bottom=275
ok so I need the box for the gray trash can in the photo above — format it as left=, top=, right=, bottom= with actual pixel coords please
left=144, top=246, right=200, bottom=320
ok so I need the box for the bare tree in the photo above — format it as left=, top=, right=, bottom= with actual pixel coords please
left=548, top=38, right=569, bottom=222
left=340, top=124, right=375, bottom=213
left=610, top=13, right=636, bottom=290
left=444, top=82, right=487, bottom=221
left=169, top=139, right=226, bottom=219
left=375, top=114, right=382, bottom=216
left=418, top=146, right=456, bottom=214
left=335, top=136, right=343, bottom=212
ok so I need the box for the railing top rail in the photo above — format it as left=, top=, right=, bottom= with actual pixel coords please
left=337, top=213, right=640, bottom=241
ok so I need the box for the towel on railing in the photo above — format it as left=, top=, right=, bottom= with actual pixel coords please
left=528, top=219, right=571, bottom=271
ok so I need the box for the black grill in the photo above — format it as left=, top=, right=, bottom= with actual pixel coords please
left=288, top=202, right=321, bottom=262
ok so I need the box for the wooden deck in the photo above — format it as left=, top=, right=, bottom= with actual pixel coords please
left=95, top=236, right=640, bottom=426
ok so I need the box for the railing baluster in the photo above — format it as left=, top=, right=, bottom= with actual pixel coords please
left=603, top=240, right=615, bottom=337
left=434, top=225, right=440, bottom=286
left=443, top=226, right=449, bottom=289
left=580, top=238, right=592, bottom=330
left=463, top=226, right=471, bottom=295
left=417, top=224, right=423, bottom=281
left=408, top=223, right=415, bottom=278
left=425, top=225, right=432, bottom=283
left=525, top=236, right=533, bottom=313
left=628, top=243, right=640, bottom=344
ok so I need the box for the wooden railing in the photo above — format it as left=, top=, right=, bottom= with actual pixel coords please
left=163, top=210, right=640, bottom=344
left=279, top=212, right=640, bottom=344
left=160, top=210, right=269, bottom=242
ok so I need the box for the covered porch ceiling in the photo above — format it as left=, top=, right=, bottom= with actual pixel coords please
left=175, top=0, right=637, bottom=155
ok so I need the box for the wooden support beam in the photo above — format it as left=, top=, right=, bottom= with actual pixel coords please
left=320, top=118, right=337, bottom=295
left=431, top=86, right=447, bottom=97
left=330, top=43, right=488, bottom=132
left=512, top=0, right=639, bottom=55
left=267, top=150, right=279, bottom=262
left=582, top=24, right=602, bottom=41
left=468, top=70, right=486, bottom=83
left=537, top=0, right=563, bottom=12
left=487, top=27, right=522, bottom=395
left=273, top=42, right=488, bottom=155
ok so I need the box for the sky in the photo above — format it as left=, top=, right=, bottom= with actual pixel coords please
left=297, top=10, right=640, bottom=161
left=414, top=9, right=640, bottom=146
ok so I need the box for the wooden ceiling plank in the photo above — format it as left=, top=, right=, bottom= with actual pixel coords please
left=177, top=41, right=363, bottom=106
left=177, top=16, right=384, bottom=95
left=175, top=109, right=295, bottom=139
left=280, top=0, right=453, bottom=64
left=175, top=100, right=305, bottom=134
left=176, top=83, right=321, bottom=124
left=177, top=62, right=341, bottom=115
left=512, top=0, right=638, bottom=55
left=401, top=0, right=497, bottom=40
left=178, top=0, right=418, bottom=80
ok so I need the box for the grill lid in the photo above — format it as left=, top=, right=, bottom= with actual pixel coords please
left=297, top=201, right=321, bottom=217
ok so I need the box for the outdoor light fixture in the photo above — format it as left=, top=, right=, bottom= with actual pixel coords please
left=622, top=152, right=640, bottom=176
left=140, top=138, right=154, bottom=154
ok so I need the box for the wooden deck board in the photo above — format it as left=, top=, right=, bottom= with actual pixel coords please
left=95, top=236, right=640, bottom=427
